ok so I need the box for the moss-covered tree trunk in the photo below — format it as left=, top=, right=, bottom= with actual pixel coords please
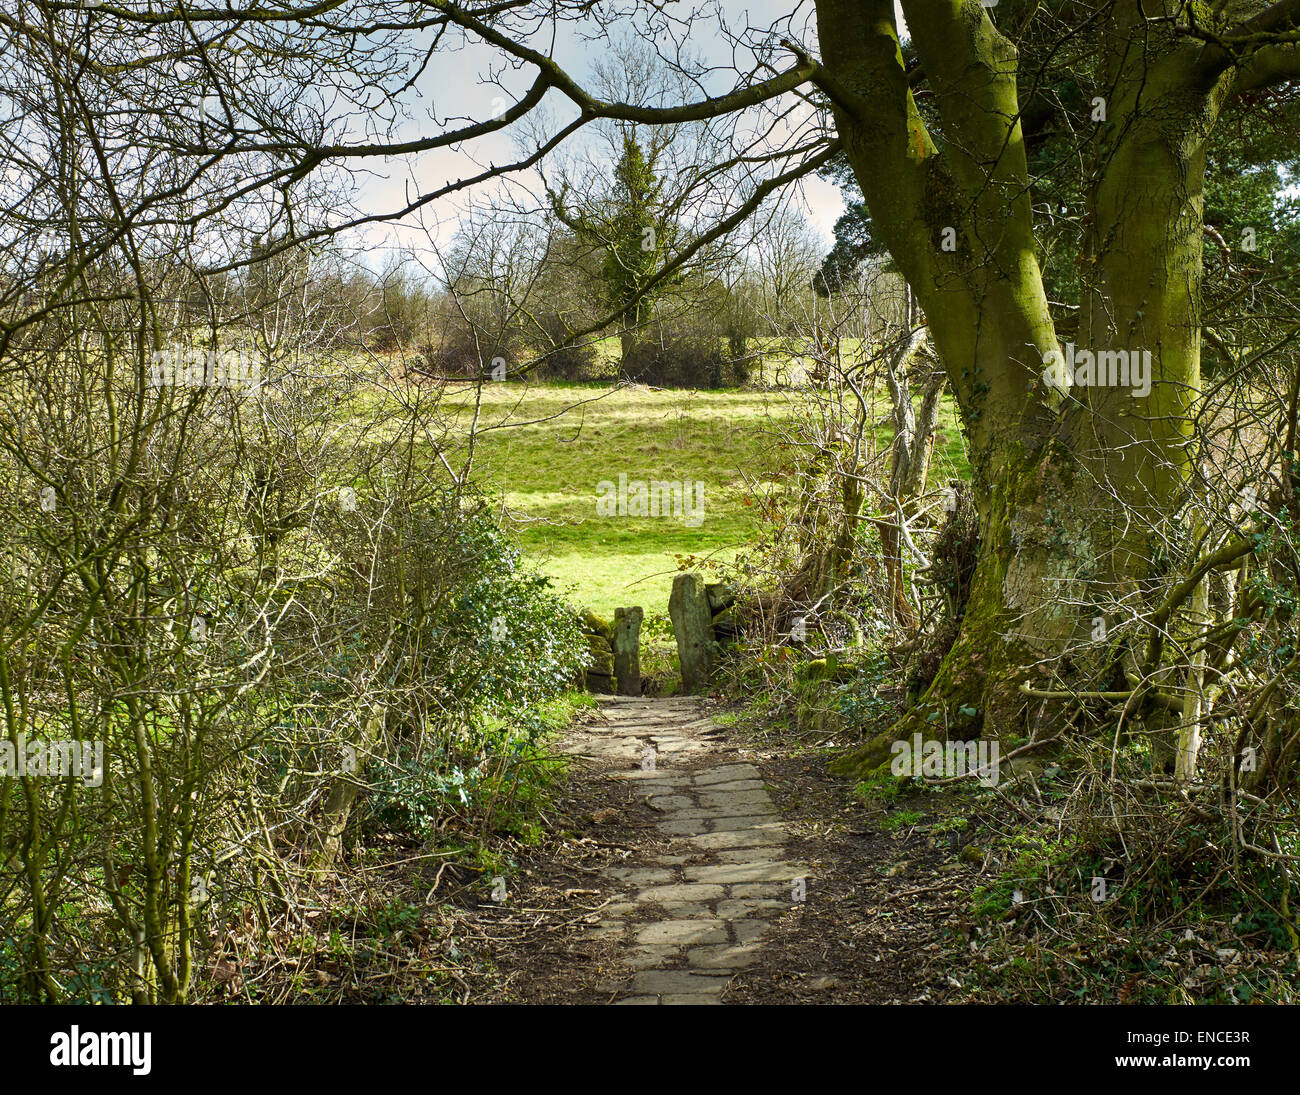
left=812, top=0, right=1241, bottom=776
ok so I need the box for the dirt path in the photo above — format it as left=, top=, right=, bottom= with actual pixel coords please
left=479, top=694, right=971, bottom=1004
left=563, top=696, right=808, bottom=1003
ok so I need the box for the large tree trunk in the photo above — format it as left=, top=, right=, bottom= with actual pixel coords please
left=620, top=324, right=638, bottom=372
left=813, top=1, right=1233, bottom=775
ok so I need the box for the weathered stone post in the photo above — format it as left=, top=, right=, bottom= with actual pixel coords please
left=612, top=606, right=644, bottom=696
left=668, top=573, right=714, bottom=692
left=580, top=610, right=615, bottom=694
left=705, top=583, right=738, bottom=645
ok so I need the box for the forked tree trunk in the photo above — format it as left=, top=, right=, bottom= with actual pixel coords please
left=811, top=1, right=1237, bottom=776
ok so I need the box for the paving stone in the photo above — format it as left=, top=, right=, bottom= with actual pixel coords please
left=708, top=815, right=784, bottom=832
left=613, top=770, right=689, bottom=784
left=699, top=790, right=772, bottom=809
left=632, top=969, right=732, bottom=995
left=694, top=764, right=762, bottom=786
left=698, top=780, right=765, bottom=792
left=648, top=794, right=694, bottom=810
left=729, top=882, right=792, bottom=899
left=625, top=945, right=681, bottom=970
left=690, top=828, right=784, bottom=850
left=634, top=919, right=728, bottom=945
left=704, top=801, right=779, bottom=818
left=660, top=993, right=723, bottom=1005
left=686, top=943, right=762, bottom=969
left=658, top=818, right=711, bottom=836
left=607, top=867, right=675, bottom=885
left=715, top=848, right=785, bottom=863
left=585, top=748, right=644, bottom=764
left=637, top=883, right=725, bottom=905
left=640, top=783, right=691, bottom=796
left=614, top=996, right=660, bottom=1005
left=717, top=898, right=787, bottom=919
left=655, top=903, right=713, bottom=918
left=731, top=919, right=771, bottom=944
left=684, top=861, right=800, bottom=884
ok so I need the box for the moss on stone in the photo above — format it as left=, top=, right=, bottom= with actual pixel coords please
left=581, top=610, right=612, bottom=640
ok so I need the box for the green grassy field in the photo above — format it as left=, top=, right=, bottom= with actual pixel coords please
left=441, top=379, right=970, bottom=623
left=443, top=383, right=791, bottom=619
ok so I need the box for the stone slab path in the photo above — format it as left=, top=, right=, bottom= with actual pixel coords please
left=572, top=695, right=806, bottom=1004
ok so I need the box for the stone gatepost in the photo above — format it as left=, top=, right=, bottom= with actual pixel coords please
left=612, top=606, right=644, bottom=696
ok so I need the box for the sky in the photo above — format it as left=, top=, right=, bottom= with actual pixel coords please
left=340, top=1, right=905, bottom=269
